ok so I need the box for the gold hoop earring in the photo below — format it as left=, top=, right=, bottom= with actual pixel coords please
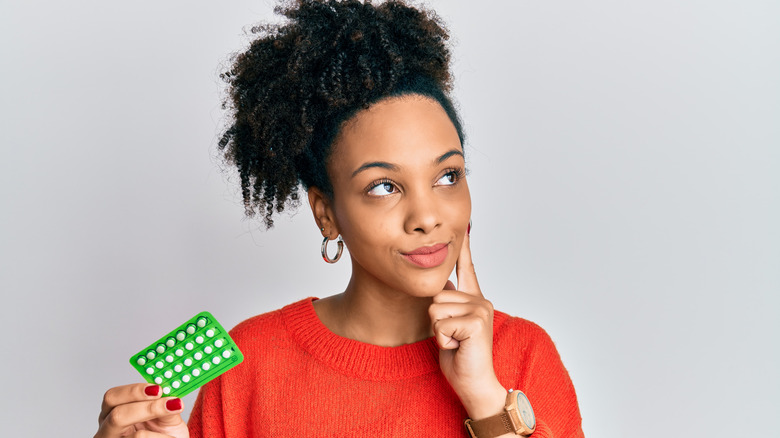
left=321, top=235, right=344, bottom=264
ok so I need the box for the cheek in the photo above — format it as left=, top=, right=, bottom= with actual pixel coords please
left=355, top=209, right=403, bottom=243
left=335, top=184, right=471, bottom=243
left=443, top=186, right=472, bottom=223
left=334, top=200, right=398, bottom=248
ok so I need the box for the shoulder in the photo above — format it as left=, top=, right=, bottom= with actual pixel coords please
left=492, top=311, right=584, bottom=436
left=493, top=310, right=556, bottom=352
left=491, top=310, right=569, bottom=383
left=228, top=304, right=283, bottom=341
left=228, top=297, right=315, bottom=352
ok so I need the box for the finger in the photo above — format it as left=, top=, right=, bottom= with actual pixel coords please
left=433, top=317, right=460, bottom=350
left=456, top=232, right=481, bottom=297
left=433, top=289, right=479, bottom=305
left=126, top=432, right=179, bottom=438
left=100, top=383, right=162, bottom=424
left=429, top=301, right=483, bottom=323
left=432, top=314, right=488, bottom=350
left=98, top=397, right=184, bottom=437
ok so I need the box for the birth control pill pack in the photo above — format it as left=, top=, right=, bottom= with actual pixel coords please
left=129, top=311, right=244, bottom=398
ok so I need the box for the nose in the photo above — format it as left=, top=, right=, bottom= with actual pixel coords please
left=403, top=188, right=441, bottom=234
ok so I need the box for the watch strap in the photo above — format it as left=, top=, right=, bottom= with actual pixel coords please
left=464, top=412, right=514, bottom=438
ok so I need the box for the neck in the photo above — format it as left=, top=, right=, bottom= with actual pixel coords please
left=314, top=268, right=434, bottom=347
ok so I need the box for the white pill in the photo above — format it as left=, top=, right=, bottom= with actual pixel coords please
left=172, top=381, right=180, bottom=389
left=192, top=369, right=200, bottom=377
left=176, top=331, right=186, bottom=341
left=146, top=351, right=156, bottom=360
left=164, top=370, right=172, bottom=379
left=184, top=358, right=192, bottom=366
left=154, top=376, right=163, bottom=384
left=204, top=346, right=213, bottom=354
left=163, top=387, right=171, bottom=395
left=175, top=349, right=184, bottom=357
left=166, top=338, right=175, bottom=348
left=206, top=329, right=215, bottom=337
left=165, top=355, right=174, bottom=363
left=155, top=361, right=164, bottom=369
left=202, top=362, right=210, bottom=371
left=146, top=367, right=154, bottom=375
left=182, top=374, right=190, bottom=383
left=222, top=350, right=231, bottom=359
left=186, top=324, right=196, bottom=334
left=197, top=317, right=207, bottom=328
left=156, top=344, right=165, bottom=354
left=194, top=352, right=203, bottom=360
left=214, top=339, right=224, bottom=348
left=174, top=364, right=182, bottom=372
left=212, top=356, right=221, bottom=365
left=195, top=336, right=204, bottom=344
left=185, top=342, right=193, bottom=350
left=136, top=357, right=146, bottom=366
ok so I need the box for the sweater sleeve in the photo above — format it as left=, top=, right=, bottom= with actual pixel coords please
left=187, top=376, right=226, bottom=438
left=529, top=419, right=553, bottom=438
left=520, top=322, right=584, bottom=438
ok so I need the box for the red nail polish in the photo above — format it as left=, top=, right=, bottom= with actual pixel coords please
left=166, top=398, right=183, bottom=411
left=144, top=385, right=160, bottom=396
left=467, top=221, right=472, bottom=235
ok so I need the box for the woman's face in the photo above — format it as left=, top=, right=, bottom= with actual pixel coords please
left=323, top=94, right=471, bottom=297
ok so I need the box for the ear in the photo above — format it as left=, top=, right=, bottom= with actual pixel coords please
left=308, top=187, right=339, bottom=239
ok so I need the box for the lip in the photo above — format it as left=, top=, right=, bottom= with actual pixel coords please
left=401, top=243, right=449, bottom=268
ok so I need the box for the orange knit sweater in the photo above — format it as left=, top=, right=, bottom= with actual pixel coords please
left=188, top=298, right=583, bottom=437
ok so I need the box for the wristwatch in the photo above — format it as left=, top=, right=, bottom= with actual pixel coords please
left=464, top=389, right=536, bottom=437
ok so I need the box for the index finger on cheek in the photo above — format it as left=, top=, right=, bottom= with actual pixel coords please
left=456, top=232, right=481, bottom=297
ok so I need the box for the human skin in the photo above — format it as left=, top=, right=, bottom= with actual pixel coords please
left=95, top=95, right=510, bottom=437
left=95, top=382, right=188, bottom=438
left=310, top=95, right=511, bottom=429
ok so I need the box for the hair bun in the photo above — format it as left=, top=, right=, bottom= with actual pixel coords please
left=220, top=0, right=457, bottom=227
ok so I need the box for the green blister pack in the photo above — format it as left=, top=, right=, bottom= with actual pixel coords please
left=129, top=311, right=244, bottom=398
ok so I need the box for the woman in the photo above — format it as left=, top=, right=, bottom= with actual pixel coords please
left=95, top=1, right=583, bottom=437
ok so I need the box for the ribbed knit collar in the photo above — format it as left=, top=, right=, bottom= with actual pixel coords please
left=282, top=297, right=510, bottom=381
left=282, top=297, right=438, bottom=380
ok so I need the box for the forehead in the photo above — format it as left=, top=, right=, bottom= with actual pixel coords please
left=329, top=95, right=462, bottom=167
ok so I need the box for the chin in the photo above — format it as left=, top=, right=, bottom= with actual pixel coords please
left=402, top=270, right=453, bottom=297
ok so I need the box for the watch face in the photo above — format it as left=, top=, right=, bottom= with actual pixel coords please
left=515, top=391, right=536, bottom=430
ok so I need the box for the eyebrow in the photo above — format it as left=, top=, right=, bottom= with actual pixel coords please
left=435, top=149, right=464, bottom=164
left=351, top=161, right=399, bottom=178
left=351, top=149, right=463, bottom=178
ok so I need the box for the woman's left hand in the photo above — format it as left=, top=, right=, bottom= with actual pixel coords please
left=429, top=232, right=508, bottom=420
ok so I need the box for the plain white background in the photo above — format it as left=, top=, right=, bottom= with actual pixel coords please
left=1, top=0, right=777, bottom=436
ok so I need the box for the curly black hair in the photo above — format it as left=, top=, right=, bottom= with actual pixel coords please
left=219, top=0, right=464, bottom=227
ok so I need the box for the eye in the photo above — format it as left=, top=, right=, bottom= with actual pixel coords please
left=435, top=168, right=464, bottom=186
left=366, top=180, right=398, bottom=196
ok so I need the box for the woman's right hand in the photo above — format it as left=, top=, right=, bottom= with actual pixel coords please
left=95, top=383, right=189, bottom=438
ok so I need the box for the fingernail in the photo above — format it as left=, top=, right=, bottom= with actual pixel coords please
left=166, top=398, right=183, bottom=411
left=467, top=220, right=472, bottom=235
left=144, top=385, right=160, bottom=396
